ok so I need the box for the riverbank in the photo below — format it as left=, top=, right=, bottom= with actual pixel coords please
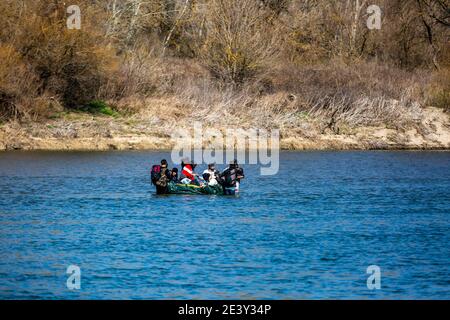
left=1, top=107, right=449, bottom=151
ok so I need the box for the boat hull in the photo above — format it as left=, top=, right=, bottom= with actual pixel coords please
left=166, top=182, right=225, bottom=195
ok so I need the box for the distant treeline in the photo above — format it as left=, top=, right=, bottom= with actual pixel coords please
left=0, top=0, right=448, bottom=123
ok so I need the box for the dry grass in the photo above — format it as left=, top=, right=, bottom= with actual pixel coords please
left=426, top=49, right=450, bottom=113
left=0, top=45, right=63, bottom=120
left=125, top=58, right=427, bottom=132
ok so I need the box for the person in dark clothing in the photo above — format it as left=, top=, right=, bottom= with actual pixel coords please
left=219, top=160, right=244, bottom=195
left=155, top=159, right=171, bottom=194
left=234, top=159, right=245, bottom=191
left=160, top=159, right=171, bottom=179
left=169, top=167, right=179, bottom=183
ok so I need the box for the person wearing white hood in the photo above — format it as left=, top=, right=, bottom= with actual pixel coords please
left=202, top=163, right=219, bottom=186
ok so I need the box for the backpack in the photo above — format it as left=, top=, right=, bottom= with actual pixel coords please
left=156, top=173, right=169, bottom=188
left=151, top=165, right=161, bottom=185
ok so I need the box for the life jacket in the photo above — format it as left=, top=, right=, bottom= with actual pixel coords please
left=181, top=164, right=195, bottom=180
left=151, top=165, right=161, bottom=185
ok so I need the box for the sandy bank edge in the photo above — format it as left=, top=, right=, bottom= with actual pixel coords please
left=1, top=107, right=449, bottom=151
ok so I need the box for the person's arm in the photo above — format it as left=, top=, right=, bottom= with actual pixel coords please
left=220, top=168, right=229, bottom=176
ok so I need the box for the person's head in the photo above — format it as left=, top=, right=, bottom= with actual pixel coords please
left=171, top=168, right=178, bottom=176
left=208, top=163, right=215, bottom=171
left=161, top=159, right=168, bottom=169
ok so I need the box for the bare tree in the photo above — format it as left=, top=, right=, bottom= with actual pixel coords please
left=197, top=0, right=281, bottom=84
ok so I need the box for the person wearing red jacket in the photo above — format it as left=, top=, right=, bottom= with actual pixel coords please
left=180, top=160, right=199, bottom=185
left=182, top=163, right=195, bottom=180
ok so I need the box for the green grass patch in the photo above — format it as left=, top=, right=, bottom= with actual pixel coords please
left=82, top=100, right=119, bottom=117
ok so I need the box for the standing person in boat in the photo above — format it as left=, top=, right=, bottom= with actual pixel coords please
left=219, top=160, right=244, bottom=195
left=234, top=159, right=245, bottom=193
left=202, top=163, right=220, bottom=186
left=154, top=159, right=171, bottom=194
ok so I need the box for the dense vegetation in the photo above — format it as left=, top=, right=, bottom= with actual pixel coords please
left=0, top=0, right=448, bottom=127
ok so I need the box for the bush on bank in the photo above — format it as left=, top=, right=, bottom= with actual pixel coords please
left=0, top=0, right=448, bottom=124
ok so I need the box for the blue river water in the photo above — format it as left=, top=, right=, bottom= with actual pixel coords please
left=0, top=151, right=449, bottom=299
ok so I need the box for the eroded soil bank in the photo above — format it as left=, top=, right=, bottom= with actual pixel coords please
left=1, top=107, right=449, bottom=151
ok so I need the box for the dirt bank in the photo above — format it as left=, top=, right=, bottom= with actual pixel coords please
left=0, top=107, right=449, bottom=151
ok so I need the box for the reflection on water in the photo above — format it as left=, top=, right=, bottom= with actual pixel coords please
left=0, top=151, right=449, bottom=299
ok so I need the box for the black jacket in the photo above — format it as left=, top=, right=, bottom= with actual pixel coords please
left=220, top=167, right=237, bottom=187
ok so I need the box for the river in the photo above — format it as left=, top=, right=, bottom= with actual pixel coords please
left=0, top=151, right=449, bottom=299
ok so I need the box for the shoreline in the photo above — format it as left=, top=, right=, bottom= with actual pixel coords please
left=1, top=107, right=449, bottom=152
left=1, top=135, right=449, bottom=152
left=1, top=145, right=449, bottom=152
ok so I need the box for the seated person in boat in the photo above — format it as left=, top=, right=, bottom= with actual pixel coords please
left=180, top=160, right=200, bottom=185
left=169, top=168, right=179, bottom=183
left=202, top=163, right=220, bottom=186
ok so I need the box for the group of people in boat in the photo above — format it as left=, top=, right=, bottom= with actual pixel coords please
left=151, top=158, right=245, bottom=195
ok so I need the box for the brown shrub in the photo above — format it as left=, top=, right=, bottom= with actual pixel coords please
left=428, top=69, right=450, bottom=112
left=268, top=59, right=426, bottom=127
left=427, top=47, right=450, bottom=112
left=0, top=46, right=61, bottom=120
left=0, top=0, right=119, bottom=112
